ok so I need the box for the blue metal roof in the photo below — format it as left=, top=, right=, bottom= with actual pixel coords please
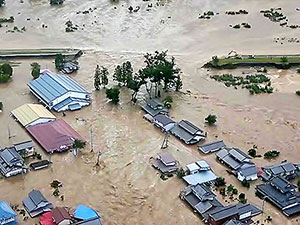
left=28, top=71, right=89, bottom=104
left=0, top=201, right=17, bottom=222
left=52, top=97, right=89, bottom=111
left=74, top=205, right=99, bottom=220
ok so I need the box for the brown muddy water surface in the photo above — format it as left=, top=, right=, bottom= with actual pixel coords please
left=1, top=0, right=300, bottom=224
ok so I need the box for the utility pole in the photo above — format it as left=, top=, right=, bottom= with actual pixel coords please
left=8, top=125, right=15, bottom=139
left=90, top=128, right=94, bottom=152
left=161, top=132, right=169, bottom=149
left=96, top=151, right=102, bottom=166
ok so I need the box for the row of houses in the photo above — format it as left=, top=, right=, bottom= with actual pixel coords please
left=0, top=190, right=103, bottom=225
left=142, top=99, right=206, bottom=145
left=11, top=103, right=85, bottom=154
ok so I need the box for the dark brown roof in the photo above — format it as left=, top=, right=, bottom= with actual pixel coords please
left=51, top=207, right=71, bottom=224
left=158, top=152, right=176, bottom=165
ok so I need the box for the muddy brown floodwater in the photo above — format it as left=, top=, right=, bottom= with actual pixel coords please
left=1, top=0, right=300, bottom=224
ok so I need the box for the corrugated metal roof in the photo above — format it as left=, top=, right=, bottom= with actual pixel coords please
left=11, top=104, right=56, bottom=127
left=26, top=119, right=84, bottom=153
left=28, top=71, right=89, bottom=104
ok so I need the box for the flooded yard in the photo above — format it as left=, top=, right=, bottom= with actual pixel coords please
left=1, top=0, right=300, bottom=224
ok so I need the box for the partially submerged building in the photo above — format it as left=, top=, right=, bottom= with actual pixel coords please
left=261, top=161, right=297, bottom=181
left=0, top=147, right=27, bottom=178
left=180, top=184, right=261, bottom=224
left=74, top=205, right=100, bottom=222
left=23, top=190, right=53, bottom=217
left=28, top=70, right=90, bottom=112
left=13, top=140, right=35, bottom=157
left=153, top=114, right=176, bottom=132
left=198, top=140, right=226, bottom=154
left=30, top=160, right=52, bottom=171
left=183, top=160, right=217, bottom=185
left=0, top=201, right=17, bottom=225
left=141, top=99, right=168, bottom=117
left=51, top=207, right=72, bottom=225
left=152, top=152, right=178, bottom=174
left=170, top=120, right=206, bottom=145
left=26, top=119, right=84, bottom=153
left=216, top=148, right=258, bottom=181
left=39, top=212, right=55, bottom=225
left=11, top=103, right=56, bottom=127
left=256, top=176, right=300, bottom=217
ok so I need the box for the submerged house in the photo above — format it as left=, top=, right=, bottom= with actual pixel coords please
left=170, top=120, right=206, bottom=145
left=51, top=207, right=72, bottom=225
left=23, top=190, right=53, bottom=217
left=256, top=176, right=300, bottom=217
left=180, top=184, right=223, bottom=223
left=73, top=205, right=101, bottom=224
left=183, top=160, right=217, bottom=185
left=261, top=161, right=297, bottom=181
left=198, top=140, right=226, bottom=154
left=28, top=70, right=90, bottom=112
left=153, top=114, right=176, bottom=132
left=141, top=99, right=168, bottom=117
left=208, top=203, right=261, bottom=225
left=26, top=119, right=84, bottom=153
left=13, top=140, right=35, bottom=157
left=0, top=201, right=17, bottom=225
left=152, top=152, right=178, bottom=174
left=0, top=147, right=27, bottom=178
left=216, top=148, right=258, bottom=181
left=180, top=184, right=261, bottom=224
left=11, top=103, right=56, bottom=127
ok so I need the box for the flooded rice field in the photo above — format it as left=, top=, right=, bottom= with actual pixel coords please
left=1, top=0, right=300, bottom=224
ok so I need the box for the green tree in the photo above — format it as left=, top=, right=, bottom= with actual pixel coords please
left=72, top=139, right=86, bottom=151
left=106, top=87, right=120, bottom=104
left=205, top=114, right=217, bottom=125
left=280, top=56, right=288, bottom=64
left=94, top=65, right=101, bottom=91
left=100, top=66, right=109, bottom=88
left=296, top=90, right=300, bottom=96
left=177, top=168, right=186, bottom=178
left=31, top=62, right=41, bottom=79
left=1, top=63, right=13, bottom=76
left=55, top=54, right=64, bottom=70
left=128, top=76, right=142, bottom=102
left=163, top=96, right=173, bottom=109
left=0, top=0, right=5, bottom=7
left=211, top=56, right=219, bottom=67
left=138, top=51, right=181, bottom=98
left=0, top=102, right=3, bottom=111
left=215, top=177, right=226, bottom=187
left=248, top=148, right=257, bottom=157
left=113, top=61, right=133, bottom=87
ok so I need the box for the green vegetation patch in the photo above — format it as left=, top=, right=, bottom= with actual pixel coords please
left=0, top=16, right=14, bottom=23
left=210, top=73, right=273, bottom=94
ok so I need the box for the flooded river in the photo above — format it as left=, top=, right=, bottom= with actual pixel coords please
left=1, top=0, right=300, bottom=224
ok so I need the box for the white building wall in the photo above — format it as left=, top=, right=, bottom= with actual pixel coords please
left=57, top=100, right=90, bottom=112
left=27, top=118, right=55, bottom=127
left=51, top=92, right=89, bottom=107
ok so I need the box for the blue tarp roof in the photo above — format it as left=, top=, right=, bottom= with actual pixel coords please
left=28, top=71, right=89, bottom=104
left=74, top=205, right=99, bottom=220
left=0, top=201, right=16, bottom=221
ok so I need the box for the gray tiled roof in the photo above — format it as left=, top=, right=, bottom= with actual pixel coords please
left=198, top=140, right=226, bottom=154
left=23, top=190, right=53, bottom=217
left=209, top=205, right=238, bottom=221
left=238, top=164, right=258, bottom=177
left=13, top=140, right=34, bottom=152
left=271, top=176, right=296, bottom=193
left=0, top=147, right=25, bottom=176
left=154, top=115, right=175, bottom=127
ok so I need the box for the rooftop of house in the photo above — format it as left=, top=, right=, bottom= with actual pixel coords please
left=23, top=190, right=53, bottom=217
left=191, top=184, right=216, bottom=201
left=26, top=119, right=84, bottom=153
left=0, top=201, right=17, bottom=221
left=256, top=178, right=300, bottom=216
left=11, top=103, right=56, bottom=127
left=216, top=148, right=254, bottom=171
left=13, top=140, right=34, bottom=152
left=147, top=99, right=163, bottom=109
left=170, top=120, right=205, bottom=144
left=209, top=205, right=238, bottom=221
left=157, top=152, right=176, bottom=165
left=28, top=71, right=89, bottom=104
left=198, top=140, right=226, bottom=154
left=263, top=162, right=297, bottom=176
left=51, top=207, right=71, bottom=224
left=0, top=147, right=24, bottom=176
left=183, top=170, right=217, bottom=185
left=237, top=164, right=258, bottom=177
left=74, top=205, right=99, bottom=221
left=141, top=103, right=168, bottom=117
left=224, top=219, right=246, bottom=225
left=153, top=114, right=175, bottom=126
left=271, top=176, right=297, bottom=193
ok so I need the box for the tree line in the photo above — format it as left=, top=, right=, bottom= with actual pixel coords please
left=94, top=51, right=183, bottom=104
